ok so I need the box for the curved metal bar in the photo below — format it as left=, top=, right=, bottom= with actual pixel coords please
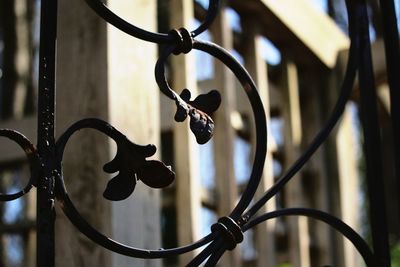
left=240, top=2, right=360, bottom=222
left=56, top=187, right=215, bottom=258
left=55, top=118, right=215, bottom=258
left=56, top=118, right=175, bottom=201
left=84, top=0, right=220, bottom=44
left=0, top=129, right=39, bottom=201
left=191, top=0, right=220, bottom=37
left=243, top=208, right=375, bottom=266
left=156, top=40, right=267, bottom=220
left=155, top=45, right=181, bottom=100
left=204, top=246, right=226, bottom=267
left=187, top=239, right=222, bottom=266
left=192, top=40, right=268, bottom=220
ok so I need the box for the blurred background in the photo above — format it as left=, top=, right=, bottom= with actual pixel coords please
left=0, top=0, right=399, bottom=266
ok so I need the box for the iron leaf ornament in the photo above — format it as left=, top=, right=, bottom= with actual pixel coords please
left=174, top=89, right=221, bottom=144
left=55, top=118, right=175, bottom=202
left=103, top=141, right=175, bottom=201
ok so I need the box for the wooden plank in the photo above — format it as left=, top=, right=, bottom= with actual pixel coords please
left=12, top=0, right=30, bottom=118
left=211, top=7, right=241, bottom=267
left=230, top=0, right=350, bottom=68
left=55, top=1, right=113, bottom=266
left=299, top=71, right=336, bottom=266
left=170, top=0, right=202, bottom=265
left=106, top=1, right=161, bottom=267
left=336, top=106, right=362, bottom=267
left=56, top=1, right=161, bottom=266
left=242, top=18, right=276, bottom=267
left=281, top=61, right=311, bottom=267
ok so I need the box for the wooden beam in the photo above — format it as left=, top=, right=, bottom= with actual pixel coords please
left=336, top=106, right=362, bottom=267
left=106, top=1, right=161, bottom=267
left=242, top=18, right=276, bottom=267
left=230, top=0, right=350, bottom=68
left=281, top=61, right=311, bottom=267
left=170, top=0, right=202, bottom=265
left=56, top=1, right=160, bottom=266
left=211, top=7, right=241, bottom=267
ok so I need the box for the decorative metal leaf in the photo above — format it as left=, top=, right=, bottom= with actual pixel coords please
left=103, top=170, right=136, bottom=201
left=189, top=89, right=221, bottom=115
left=103, top=137, right=175, bottom=201
left=173, top=89, right=221, bottom=144
left=136, top=160, right=174, bottom=188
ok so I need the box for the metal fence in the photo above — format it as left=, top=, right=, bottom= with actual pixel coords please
left=0, top=0, right=399, bottom=266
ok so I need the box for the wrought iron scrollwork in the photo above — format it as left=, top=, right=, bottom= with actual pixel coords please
left=0, top=0, right=397, bottom=266
left=55, top=118, right=175, bottom=201
left=0, top=130, right=39, bottom=201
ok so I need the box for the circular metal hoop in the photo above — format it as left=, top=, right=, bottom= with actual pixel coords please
left=0, top=130, right=39, bottom=201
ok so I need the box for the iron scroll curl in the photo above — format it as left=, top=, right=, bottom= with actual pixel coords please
left=0, top=130, right=39, bottom=201
left=52, top=30, right=270, bottom=262
left=84, top=0, right=220, bottom=44
left=54, top=118, right=219, bottom=259
left=52, top=0, right=379, bottom=266
left=0, top=0, right=380, bottom=266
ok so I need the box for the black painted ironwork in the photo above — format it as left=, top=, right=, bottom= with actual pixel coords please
left=0, top=0, right=398, bottom=266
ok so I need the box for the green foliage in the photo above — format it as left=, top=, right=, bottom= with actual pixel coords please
left=277, top=263, right=292, bottom=267
left=392, top=244, right=400, bottom=267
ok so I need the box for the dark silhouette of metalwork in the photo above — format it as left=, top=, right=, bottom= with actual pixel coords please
left=0, top=0, right=398, bottom=266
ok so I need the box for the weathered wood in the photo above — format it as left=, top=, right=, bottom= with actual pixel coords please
left=12, top=0, right=30, bottom=119
left=231, top=0, right=349, bottom=68
left=242, top=18, right=276, bottom=267
left=106, top=1, right=161, bottom=267
left=321, top=61, right=362, bottom=266
left=211, top=7, right=241, bottom=267
left=56, top=0, right=160, bottom=266
left=299, top=70, right=338, bottom=266
left=170, top=0, right=202, bottom=265
left=281, top=60, right=310, bottom=267
left=336, top=106, right=362, bottom=267
left=56, top=1, right=112, bottom=266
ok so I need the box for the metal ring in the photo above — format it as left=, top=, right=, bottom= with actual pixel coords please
left=0, top=129, right=39, bottom=201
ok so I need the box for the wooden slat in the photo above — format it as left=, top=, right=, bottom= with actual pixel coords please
left=242, top=18, right=276, bottom=267
left=55, top=1, right=161, bottom=266
left=281, top=61, right=311, bottom=267
left=55, top=1, right=113, bottom=266
left=170, top=0, right=202, bottom=265
left=230, top=0, right=350, bottom=68
left=212, top=7, right=241, bottom=267
left=106, top=1, right=162, bottom=267
left=336, top=106, right=362, bottom=267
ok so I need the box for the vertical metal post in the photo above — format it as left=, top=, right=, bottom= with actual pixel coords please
left=37, top=0, right=57, bottom=266
left=379, top=0, right=400, bottom=219
left=356, top=2, right=390, bottom=266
